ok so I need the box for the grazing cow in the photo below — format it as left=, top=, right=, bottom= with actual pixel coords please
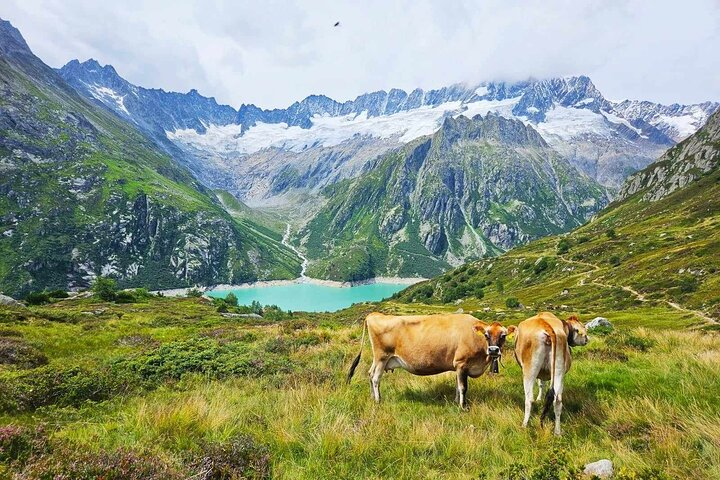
left=513, top=312, right=588, bottom=435
left=346, top=312, right=515, bottom=408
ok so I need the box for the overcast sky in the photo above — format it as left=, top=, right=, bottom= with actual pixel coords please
left=2, top=0, right=719, bottom=108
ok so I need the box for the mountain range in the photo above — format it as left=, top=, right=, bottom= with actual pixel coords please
left=398, top=106, right=720, bottom=319
left=59, top=60, right=718, bottom=197
left=1, top=16, right=718, bottom=295
left=298, top=114, right=609, bottom=280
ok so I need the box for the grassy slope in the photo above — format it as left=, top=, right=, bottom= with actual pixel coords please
left=396, top=163, right=720, bottom=321
left=0, top=296, right=717, bottom=479
left=0, top=42, right=301, bottom=294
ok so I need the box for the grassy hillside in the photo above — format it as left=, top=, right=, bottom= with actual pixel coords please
left=0, top=20, right=301, bottom=296
left=395, top=162, right=720, bottom=321
left=0, top=294, right=717, bottom=479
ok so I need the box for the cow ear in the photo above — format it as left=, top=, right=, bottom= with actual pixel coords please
left=473, top=323, right=484, bottom=332
left=561, top=320, right=571, bottom=335
left=507, top=325, right=517, bottom=336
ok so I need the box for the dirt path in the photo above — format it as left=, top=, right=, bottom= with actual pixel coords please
left=556, top=245, right=716, bottom=325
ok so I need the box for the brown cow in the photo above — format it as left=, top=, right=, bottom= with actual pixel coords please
left=347, top=312, right=515, bottom=408
left=513, top=312, right=588, bottom=435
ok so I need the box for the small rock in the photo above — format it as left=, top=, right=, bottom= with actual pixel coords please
left=583, top=459, right=613, bottom=478
left=454, top=308, right=464, bottom=314
left=483, top=307, right=491, bottom=312
left=220, top=313, right=262, bottom=319
left=561, top=289, right=569, bottom=296
left=0, top=294, right=23, bottom=307
left=586, top=317, right=613, bottom=330
left=560, top=304, right=569, bottom=310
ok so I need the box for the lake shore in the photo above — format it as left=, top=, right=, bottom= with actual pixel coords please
left=152, top=276, right=427, bottom=297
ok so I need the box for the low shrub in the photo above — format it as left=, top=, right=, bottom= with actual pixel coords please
left=47, top=289, right=69, bottom=299
left=505, top=297, right=520, bottom=308
left=678, top=275, right=698, bottom=293
left=491, top=445, right=581, bottom=479
left=19, top=447, right=183, bottom=480
left=557, top=238, right=571, bottom=254
left=224, top=293, right=238, bottom=307
left=193, top=434, right=271, bottom=480
left=0, top=424, right=47, bottom=463
left=281, top=318, right=313, bottom=333
left=115, top=291, right=138, bottom=303
left=0, top=365, right=132, bottom=413
left=186, top=288, right=204, bottom=298
left=262, top=305, right=292, bottom=321
left=92, top=276, right=118, bottom=301
left=533, top=257, right=550, bottom=274
left=25, top=291, right=50, bottom=306
left=114, top=338, right=291, bottom=384
left=606, top=332, right=656, bottom=352
left=0, top=337, right=49, bottom=369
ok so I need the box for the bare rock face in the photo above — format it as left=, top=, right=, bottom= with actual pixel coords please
left=586, top=317, right=613, bottom=330
left=0, top=294, right=23, bottom=307
left=583, top=459, right=614, bottom=479
left=619, top=109, right=720, bottom=202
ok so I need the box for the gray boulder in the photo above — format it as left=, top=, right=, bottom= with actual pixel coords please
left=583, top=459, right=613, bottom=478
left=586, top=317, right=613, bottom=330
left=0, top=294, right=23, bottom=307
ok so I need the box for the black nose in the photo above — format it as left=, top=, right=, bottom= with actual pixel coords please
left=488, top=346, right=500, bottom=354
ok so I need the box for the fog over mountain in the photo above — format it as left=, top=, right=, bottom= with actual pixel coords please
left=3, top=0, right=720, bottom=108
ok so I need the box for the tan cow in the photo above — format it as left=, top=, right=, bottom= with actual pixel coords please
left=347, top=312, right=515, bottom=408
left=513, top=312, right=588, bottom=435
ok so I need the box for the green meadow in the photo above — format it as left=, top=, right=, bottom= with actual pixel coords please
left=1, top=291, right=717, bottom=479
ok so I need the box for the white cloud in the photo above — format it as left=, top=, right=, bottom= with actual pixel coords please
left=2, top=0, right=719, bottom=108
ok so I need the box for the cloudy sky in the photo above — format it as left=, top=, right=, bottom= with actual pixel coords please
left=2, top=0, right=719, bottom=108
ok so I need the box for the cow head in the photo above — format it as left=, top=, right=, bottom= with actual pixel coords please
left=475, top=322, right=517, bottom=373
left=564, top=315, right=588, bottom=347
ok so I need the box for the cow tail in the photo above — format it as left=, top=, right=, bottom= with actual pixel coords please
left=540, top=328, right=557, bottom=424
left=346, top=316, right=368, bottom=384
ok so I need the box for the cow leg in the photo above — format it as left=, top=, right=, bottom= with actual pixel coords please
left=455, top=368, right=469, bottom=409
left=368, top=361, right=376, bottom=398
left=522, top=374, right=536, bottom=427
left=535, top=379, right=546, bottom=402
left=553, top=374, right=564, bottom=436
left=371, top=358, right=387, bottom=403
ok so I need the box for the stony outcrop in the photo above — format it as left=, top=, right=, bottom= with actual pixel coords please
left=619, top=109, right=720, bottom=202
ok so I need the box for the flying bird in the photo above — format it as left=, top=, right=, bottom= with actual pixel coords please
left=334, top=21, right=340, bottom=27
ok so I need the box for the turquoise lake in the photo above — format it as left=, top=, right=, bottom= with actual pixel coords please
left=207, top=282, right=409, bottom=312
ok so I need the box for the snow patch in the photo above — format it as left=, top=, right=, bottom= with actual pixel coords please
left=655, top=113, right=704, bottom=140
left=168, top=98, right=521, bottom=155
left=532, top=106, right=610, bottom=140
left=88, top=84, right=130, bottom=115
left=474, top=85, right=489, bottom=97
left=601, top=110, right=645, bottom=137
